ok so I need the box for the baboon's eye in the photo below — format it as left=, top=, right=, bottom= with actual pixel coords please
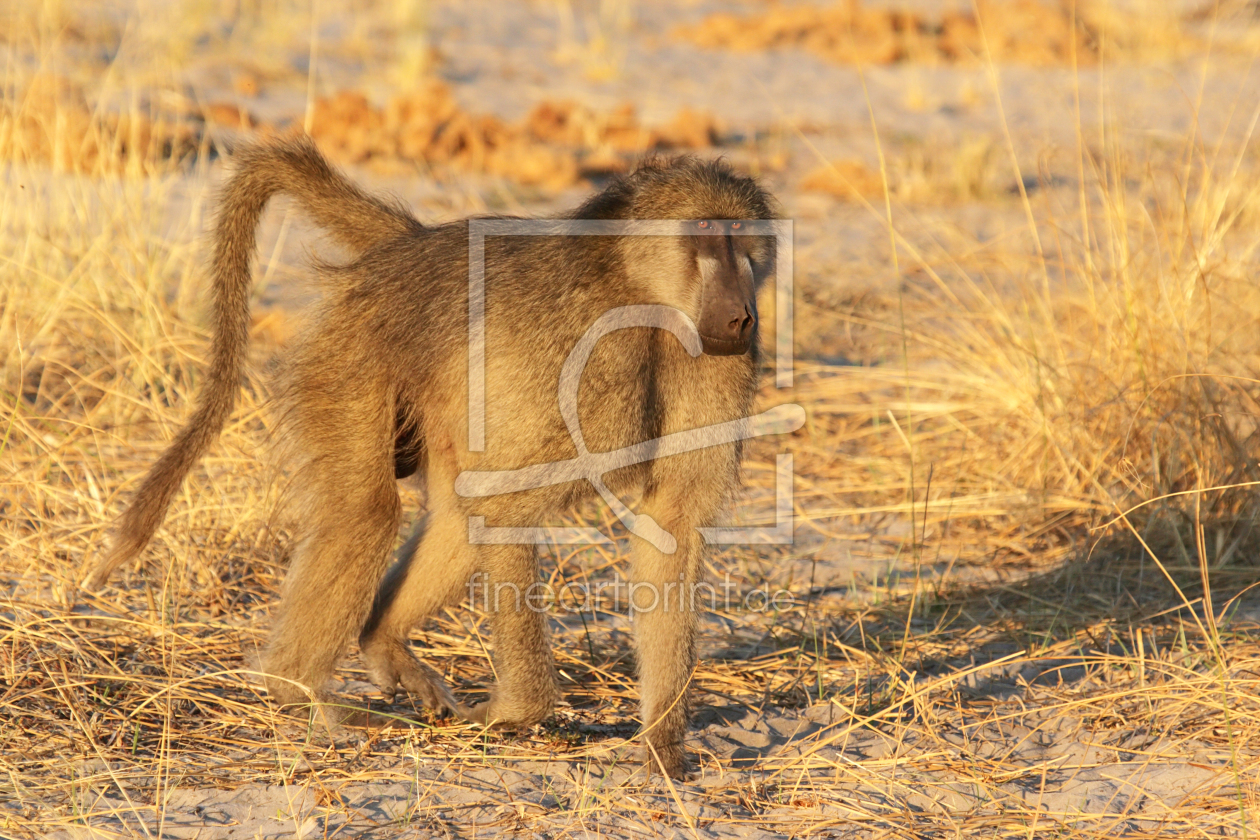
left=696, top=220, right=710, bottom=229
left=730, top=221, right=742, bottom=230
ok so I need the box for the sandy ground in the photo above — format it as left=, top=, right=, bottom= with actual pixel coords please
left=42, top=695, right=1235, bottom=838
left=7, top=0, right=1260, bottom=837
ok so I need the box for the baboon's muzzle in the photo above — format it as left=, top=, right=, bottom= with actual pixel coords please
left=696, top=249, right=758, bottom=356
left=697, top=298, right=756, bottom=356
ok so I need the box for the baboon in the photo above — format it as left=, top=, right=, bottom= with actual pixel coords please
left=87, top=136, right=777, bottom=779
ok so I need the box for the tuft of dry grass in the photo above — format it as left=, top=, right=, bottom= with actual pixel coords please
left=551, top=0, right=638, bottom=82
left=801, top=136, right=1003, bottom=204
left=792, top=132, right=1260, bottom=552
left=0, top=73, right=204, bottom=176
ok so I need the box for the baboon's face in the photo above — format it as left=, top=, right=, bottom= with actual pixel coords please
left=686, top=219, right=768, bottom=356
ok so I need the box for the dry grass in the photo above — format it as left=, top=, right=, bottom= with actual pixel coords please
left=4, top=2, right=1260, bottom=838
left=795, top=143, right=1260, bottom=532
left=801, top=136, right=1003, bottom=204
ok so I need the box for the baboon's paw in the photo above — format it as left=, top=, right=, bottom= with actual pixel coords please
left=271, top=698, right=427, bottom=733
left=458, top=699, right=494, bottom=725
left=645, top=742, right=691, bottom=781
left=262, top=676, right=316, bottom=709
left=396, top=664, right=459, bottom=716
left=360, top=636, right=413, bottom=698
left=457, top=693, right=555, bottom=728
left=361, top=638, right=459, bottom=716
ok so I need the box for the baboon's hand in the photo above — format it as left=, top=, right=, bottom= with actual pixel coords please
left=458, top=699, right=536, bottom=728
left=457, top=694, right=555, bottom=728
left=458, top=700, right=491, bottom=725
left=361, top=638, right=459, bottom=716
left=645, top=742, right=691, bottom=781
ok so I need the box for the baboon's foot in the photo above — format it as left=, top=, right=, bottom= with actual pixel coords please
left=261, top=678, right=363, bottom=732
left=360, top=637, right=460, bottom=716
left=457, top=688, right=557, bottom=729
left=325, top=702, right=433, bottom=730
left=267, top=693, right=429, bottom=732
left=262, top=675, right=316, bottom=710
left=259, top=682, right=344, bottom=737
left=644, top=740, right=690, bottom=781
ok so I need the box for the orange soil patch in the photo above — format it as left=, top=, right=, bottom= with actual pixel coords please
left=308, top=82, right=719, bottom=189
left=676, top=0, right=1194, bottom=67
left=0, top=75, right=200, bottom=174
left=1, top=75, right=721, bottom=188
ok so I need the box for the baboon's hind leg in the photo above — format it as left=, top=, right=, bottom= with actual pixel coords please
left=262, top=386, right=401, bottom=707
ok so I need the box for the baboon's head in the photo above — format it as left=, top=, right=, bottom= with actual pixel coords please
left=577, top=158, right=778, bottom=356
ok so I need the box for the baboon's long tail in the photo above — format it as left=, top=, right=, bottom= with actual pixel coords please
left=86, top=136, right=420, bottom=589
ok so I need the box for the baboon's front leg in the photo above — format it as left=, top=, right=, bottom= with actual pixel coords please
left=630, top=440, right=736, bottom=779
left=630, top=505, right=704, bottom=779
left=460, top=543, right=559, bottom=726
